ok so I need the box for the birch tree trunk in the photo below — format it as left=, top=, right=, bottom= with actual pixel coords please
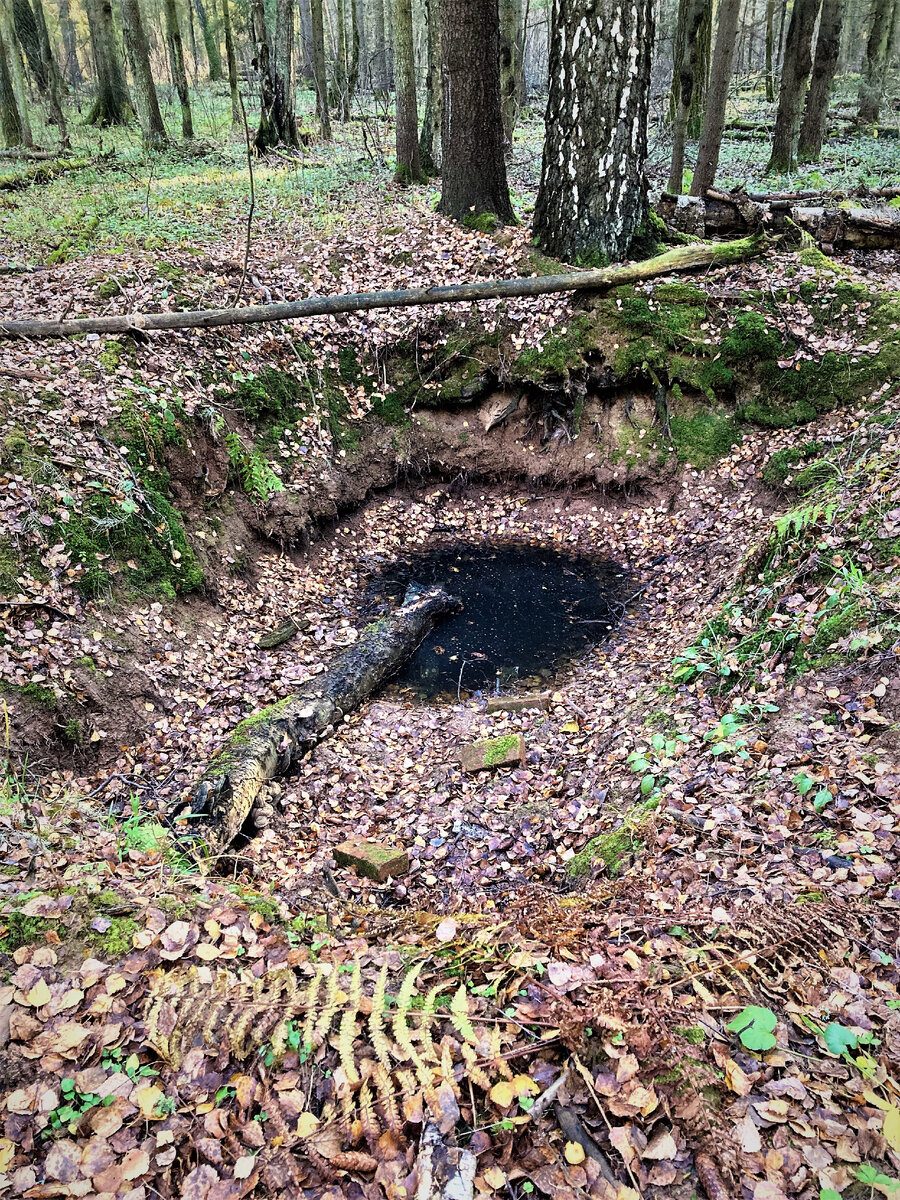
left=668, top=0, right=709, bottom=194
left=766, top=0, right=821, bottom=172
left=164, top=0, right=194, bottom=138
left=858, top=0, right=893, bottom=125
left=221, top=0, right=241, bottom=127
left=418, top=0, right=441, bottom=171
left=85, top=0, right=133, bottom=125
left=534, top=0, right=652, bottom=261
left=310, top=0, right=331, bottom=137
left=121, top=0, right=167, bottom=147
left=690, top=0, right=741, bottom=196
left=797, top=0, right=843, bottom=161
left=393, top=0, right=422, bottom=181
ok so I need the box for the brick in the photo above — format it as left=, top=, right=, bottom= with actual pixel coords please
left=459, top=734, right=526, bottom=773
left=333, top=840, right=409, bottom=882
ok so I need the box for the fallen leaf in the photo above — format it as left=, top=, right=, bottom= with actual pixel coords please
left=564, top=1141, right=585, bottom=1165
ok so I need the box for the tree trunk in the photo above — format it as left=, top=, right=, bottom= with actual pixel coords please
left=418, top=0, right=441, bottom=171
left=333, top=0, right=349, bottom=118
left=194, top=0, right=223, bottom=79
left=56, top=0, right=81, bottom=84
left=439, top=0, right=513, bottom=220
left=85, top=0, right=133, bottom=126
left=297, top=0, right=313, bottom=82
left=764, top=0, right=775, bottom=99
left=221, top=0, right=241, bottom=127
left=0, top=19, right=23, bottom=147
left=766, top=0, right=821, bottom=172
left=0, top=0, right=31, bottom=145
left=176, top=586, right=462, bottom=858
left=349, top=0, right=361, bottom=95
left=186, top=0, right=198, bottom=79
left=0, top=237, right=767, bottom=339
left=534, top=0, right=652, bottom=261
left=668, top=0, right=709, bottom=194
left=384, top=0, right=394, bottom=84
left=310, top=0, right=330, bottom=137
left=273, top=0, right=298, bottom=144
left=498, top=0, right=522, bottom=146
left=797, top=0, right=842, bottom=161
left=28, top=0, right=68, bottom=145
left=393, top=0, right=422, bottom=182
left=12, top=0, right=45, bottom=90
left=370, top=0, right=387, bottom=90
left=858, top=0, right=893, bottom=125
left=121, top=0, right=167, bottom=147
left=687, top=0, right=711, bottom=136
left=251, top=0, right=277, bottom=149
left=690, top=0, right=741, bottom=196
left=163, top=0, right=193, bottom=137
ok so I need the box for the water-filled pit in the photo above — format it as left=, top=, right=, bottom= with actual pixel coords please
left=365, top=543, right=630, bottom=702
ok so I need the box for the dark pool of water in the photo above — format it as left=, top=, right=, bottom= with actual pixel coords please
left=365, top=544, right=629, bottom=702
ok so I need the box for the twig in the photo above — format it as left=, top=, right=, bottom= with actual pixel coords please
left=456, top=658, right=467, bottom=703
left=0, top=366, right=55, bottom=383
left=233, top=94, right=255, bottom=308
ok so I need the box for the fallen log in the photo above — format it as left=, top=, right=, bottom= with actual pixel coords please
left=657, top=192, right=900, bottom=250
left=174, top=584, right=461, bottom=858
left=0, top=237, right=767, bottom=339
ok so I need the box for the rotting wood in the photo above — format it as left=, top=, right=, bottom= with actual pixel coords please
left=415, top=1123, right=476, bottom=1200
left=658, top=191, right=900, bottom=249
left=0, top=237, right=767, bottom=339
left=174, top=584, right=461, bottom=859
left=256, top=615, right=310, bottom=649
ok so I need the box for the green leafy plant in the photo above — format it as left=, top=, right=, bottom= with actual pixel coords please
left=45, top=1079, right=114, bottom=1136
left=725, top=1005, right=777, bottom=1052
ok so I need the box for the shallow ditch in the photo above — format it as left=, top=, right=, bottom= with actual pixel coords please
left=363, top=543, right=631, bottom=702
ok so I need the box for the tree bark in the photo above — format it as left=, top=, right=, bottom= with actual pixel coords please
left=0, top=19, right=23, bottom=147
left=85, top=0, right=133, bottom=125
left=797, top=0, right=843, bottom=161
left=163, top=0, right=193, bottom=138
left=858, top=0, right=893, bottom=124
left=393, top=0, right=422, bottom=181
left=498, top=0, right=522, bottom=145
left=370, top=0, right=387, bottom=90
left=0, top=237, right=767, bottom=338
left=439, top=0, right=513, bottom=221
left=534, top=0, right=652, bottom=261
left=56, top=0, right=80, bottom=84
left=418, top=0, right=441, bottom=171
left=348, top=0, right=361, bottom=99
left=273, top=0, right=298, bottom=144
left=764, top=0, right=775, bottom=99
left=0, top=0, right=31, bottom=145
left=668, top=0, right=709, bottom=194
left=221, top=0, right=241, bottom=127
left=297, top=0, right=313, bottom=81
left=310, top=0, right=331, bottom=137
left=31, top=0, right=67, bottom=145
left=690, top=0, right=741, bottom=196
left=766, top=0, right=821, bottom=172
left=194, top=0, right=223, bottom=79
left=121, top=0, right=167, bottom=147
left=175, top=586, right=463, bottom=857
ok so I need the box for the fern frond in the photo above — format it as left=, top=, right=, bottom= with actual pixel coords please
left=358, top=1080, right=378, bottom=1150
left=460, top=1041, right=493, bottom=1093
left=302, top=967, right=324, bottom=1051
left=338, top=959, right=362, bottom=1085
left=369, top=962, right=392, bottom=1068
left=490, top=1023, right=513, bottom=1080
left=372, top=1062, right=401, bottom=1133
left=449, top=983, right=477, bottom=1045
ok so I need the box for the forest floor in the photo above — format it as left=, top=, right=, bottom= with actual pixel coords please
left=0, top=89, right=899, bottom=1200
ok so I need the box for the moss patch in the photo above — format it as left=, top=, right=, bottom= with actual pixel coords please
left=669, top=409, right=742, bottom=468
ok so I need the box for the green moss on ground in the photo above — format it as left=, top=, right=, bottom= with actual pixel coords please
left=87, top=917, right=138, bottom=958
left=669, top=410, right=742, bottom=467
left=483, top=734, right=522, bottom=766
left=513, top=314, right=598, bottom=378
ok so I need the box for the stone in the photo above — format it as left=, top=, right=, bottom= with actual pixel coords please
left=333, top=840, right=409, bottom=882
left=485, top=693, right=551, bottom=715
left=459, top=734, right=526, bottom=773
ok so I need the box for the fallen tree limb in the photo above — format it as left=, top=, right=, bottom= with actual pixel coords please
left=658, top=192, right=900, bottom=250
left=0, top=237, right=767, bottom=340
left=174, top=584, right=461, bottom=858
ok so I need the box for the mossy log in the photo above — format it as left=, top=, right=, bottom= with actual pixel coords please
left=0, top=238, right=767, bottom=339
left=175, top=585, right=461, bottom=858
left=658, top=192, right=900, bottom=249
